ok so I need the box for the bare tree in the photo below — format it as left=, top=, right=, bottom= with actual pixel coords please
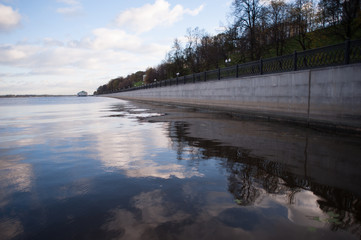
left=184, top=27, right=206, bottom=73
left=289, top=0, right=316, bottom=50
left=341, top=0, right=361, bottom=39
left=166, top=38, right=185, bottom=76
left=268, top=0, right=290, bottom=55
left=317, top=0, right=343, bottom=28
left=231, top=0, right=264, bottom=60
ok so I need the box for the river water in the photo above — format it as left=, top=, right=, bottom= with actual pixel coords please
left=0, top=96, right=360, bottom=240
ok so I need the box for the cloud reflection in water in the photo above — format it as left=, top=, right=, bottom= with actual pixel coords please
left=103, top=190, right=190, bottom=239
left=0, top=154, right=33, bottom=207
left=96, top=105, right=203, bottom=179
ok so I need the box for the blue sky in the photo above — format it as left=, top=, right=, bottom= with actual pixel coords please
left=0, top=0, right=231, bottom=95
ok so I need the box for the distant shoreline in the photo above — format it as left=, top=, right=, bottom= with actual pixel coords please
left=0, top=95, right=76, bottom=98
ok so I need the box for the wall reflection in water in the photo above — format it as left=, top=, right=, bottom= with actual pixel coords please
left=163, top=118, right=361, bottom=238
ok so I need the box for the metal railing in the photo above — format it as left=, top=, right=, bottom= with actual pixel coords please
left=102, top=39, right=361, bottom=94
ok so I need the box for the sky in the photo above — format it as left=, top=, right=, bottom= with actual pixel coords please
left=0, top=0, right=231, bottom=95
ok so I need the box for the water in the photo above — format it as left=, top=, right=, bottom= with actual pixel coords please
left=0, top=96, right=360, bottom=240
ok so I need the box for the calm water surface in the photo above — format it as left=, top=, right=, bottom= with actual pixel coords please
left=0, top=96, right=360, bottom=240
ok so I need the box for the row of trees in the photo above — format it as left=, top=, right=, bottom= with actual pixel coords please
left=95, top=71, right=145, bottom=95
left=95, top=0, right=361, bottom=94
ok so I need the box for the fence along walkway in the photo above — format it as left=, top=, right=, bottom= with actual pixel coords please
left=105, top=39, right=361, bottom=93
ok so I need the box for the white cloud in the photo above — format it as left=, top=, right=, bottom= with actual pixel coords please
left=43, top=38, right=64, bottom=47
left=57, top=0, right=79, bottom=4
left=0, top=45, right=40, bottom=64
left=56, top=0, right=82, bottom=16
left=0, top=28, right=171, bottom=95
left=116, top=0, right=204, bottom=33
left=91, top=28, right=142, bottom=51
left=0, top=47, right=26, bottom=62
left=0, top=4, right=21, bottom=31
left=0, top=26, right=169, bottom=71
left=184, top=4, right=204, bottom=16
left=1, top=1, right=190, bottom=94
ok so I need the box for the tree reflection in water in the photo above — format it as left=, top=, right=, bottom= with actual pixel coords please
left=167, top=121, right=361, bottom=237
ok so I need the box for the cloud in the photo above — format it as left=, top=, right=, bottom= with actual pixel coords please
left=57, top=0, right=79, bottom=4
left=43, top=38, right=64, bottom=47
left=0, top=29, right=170, bottom=95
left=0, top=1, right=184, bottom=94
left=0, top=24, right=170, bottom=70
left=0, top=4, right=21, bottom=31
left=116, top=0, right=204, bottom=33
left=0, top=40, right=111, bottom=69
left=91, top=28, right=142, bottom=51
left=0, top=46, right=26, bottom=62
left=56, top=0, right=82, bottom=16
left=0, top=44, right=41, bottom=65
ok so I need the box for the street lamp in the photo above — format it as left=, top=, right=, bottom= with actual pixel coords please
left=225, top=58, right=231, bottom=66
left=176, top=72, right=179, bottom=85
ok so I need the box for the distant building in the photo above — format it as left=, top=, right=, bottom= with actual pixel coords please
left=77, top=91, right=88, bottom=97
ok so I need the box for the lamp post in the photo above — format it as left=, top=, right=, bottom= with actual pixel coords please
left=176, top=72, right=179, bottom=85
left=225, top=58, right=231, bottom=67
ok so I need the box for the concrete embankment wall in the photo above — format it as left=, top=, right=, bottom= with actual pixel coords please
left=106, top=63, right=361, bottom=131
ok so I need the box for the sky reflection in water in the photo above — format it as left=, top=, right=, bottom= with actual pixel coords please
left=0, top=97, right=360, bottom=240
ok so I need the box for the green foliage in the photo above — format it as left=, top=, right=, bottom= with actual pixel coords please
left=234, top=199, right=242, bottom=204
left=306, top=210, right=343, bottom=233
left=94, top=71, right=145, bottom=94
left=133, top=81, right=144, bottom=87
left=307, top=227, right=317, bottom=232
